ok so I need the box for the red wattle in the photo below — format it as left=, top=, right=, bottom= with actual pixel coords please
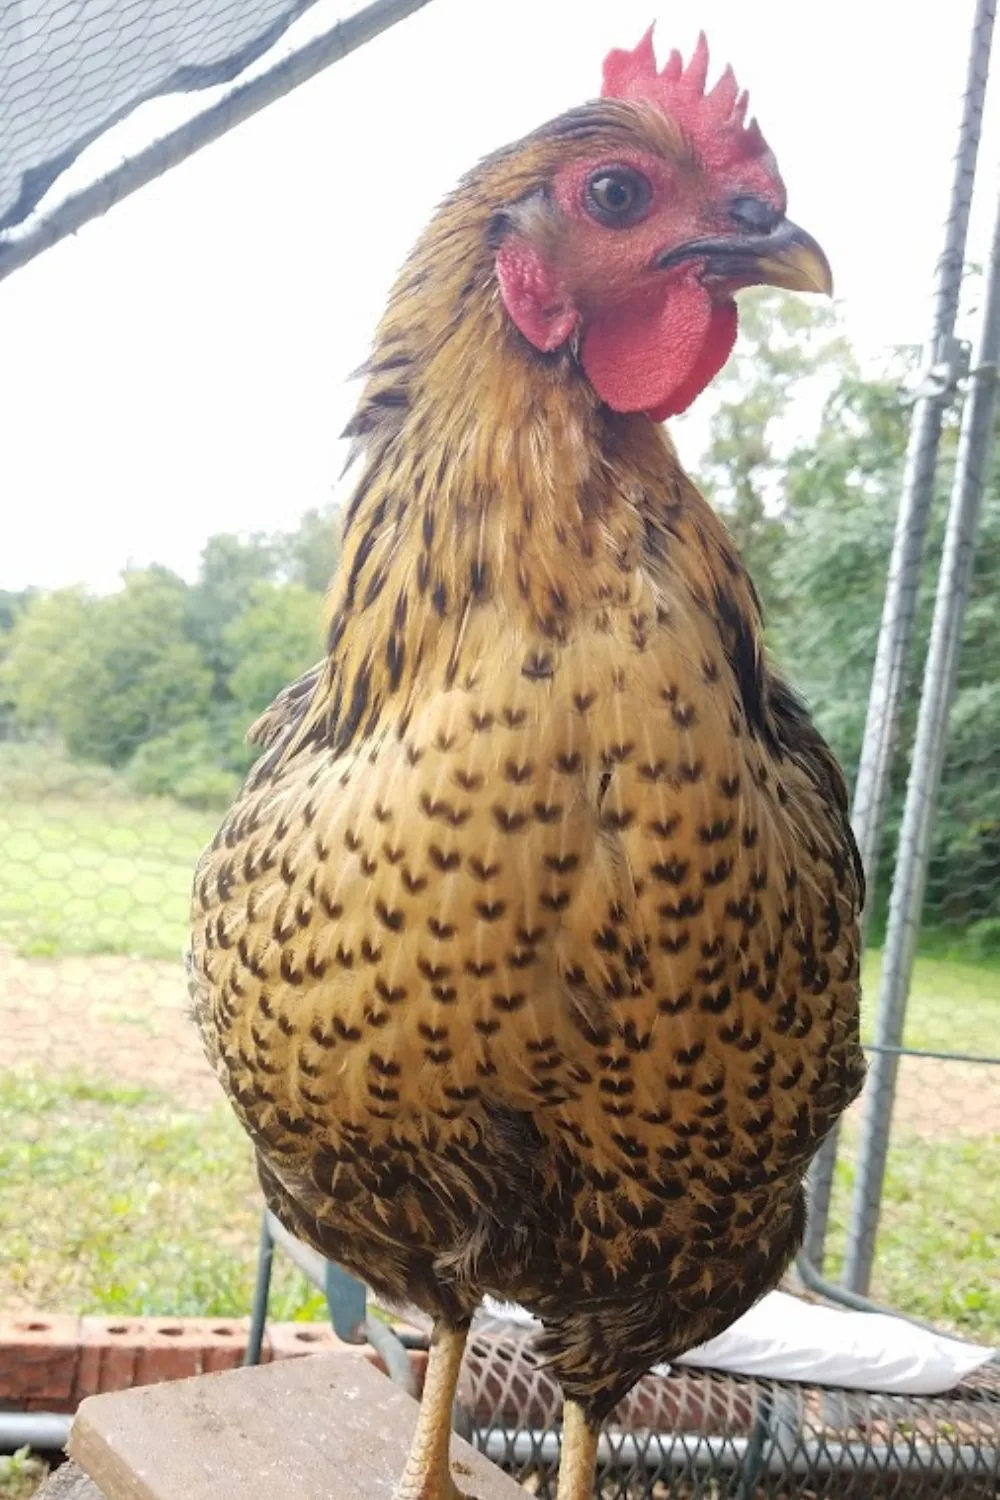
left=496, top=239, right=579, bottom=353
left=647, top=301, right=739, bottom=420
left=581, top=281, right=738, bottom=421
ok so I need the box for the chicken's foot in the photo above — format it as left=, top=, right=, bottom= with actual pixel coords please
left=393, top=1321, right=470, bottom=1500
left=555, top=1400, right=600, bottom=1500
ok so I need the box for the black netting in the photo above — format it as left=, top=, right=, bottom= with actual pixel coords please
left=0, top=0, right=323, bottom=232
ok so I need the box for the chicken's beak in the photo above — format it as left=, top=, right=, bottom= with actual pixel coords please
left=741, top=220, right=834, bottom=295
left=655, top=220, right=834, bottom=297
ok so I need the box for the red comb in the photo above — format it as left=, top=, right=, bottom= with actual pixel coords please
left=602, top=26, right=769, bottom=171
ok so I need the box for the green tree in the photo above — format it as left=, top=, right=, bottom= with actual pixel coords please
left=3, top=570, right=212, bottom=767
left=0, top=586, right=39, bottom=738
left=226, top=580, right=322, bottom=723
left=277, top=503, right=342, bottom=594
left=699, top=289, right=853, bottom=610
left=771, top=369, right=913, bottom=777
left=75, top=568, right=213, bottom=766
left=185, top=533, right=280, bottom=696
left=128, top=580, right=323, bottom=808
left=766, top=353, right=1000, bottom=943
left=923, top=440, right=1000, bottom=941
left=1, top=587, right=93, bottom=739
left=0, top=588, right=34, bottom=635
left=182, top=510, right=339, bottom=705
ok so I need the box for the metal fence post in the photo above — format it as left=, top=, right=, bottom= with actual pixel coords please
left=843, top=189, right=1000, bottom=1294
left=800, top=1122, right=841, bottom=1272
left=850, top=0, right=995, bottom=916
left=802, top=0, right=995, bottom=1271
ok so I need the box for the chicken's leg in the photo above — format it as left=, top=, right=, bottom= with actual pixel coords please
left=393, top=1321, right=469, bottom=1500
left=555, top=1400, right=600, bottom=1500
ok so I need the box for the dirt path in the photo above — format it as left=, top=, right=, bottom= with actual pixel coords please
left=0, top=947, right=217, bottom=1109
left=1, top=948, right=998, bottom=1134
left=882, top=1054, right=1000, bottom=1139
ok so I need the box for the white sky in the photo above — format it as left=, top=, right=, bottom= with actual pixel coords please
left=1, top=0, right=997, bottom=593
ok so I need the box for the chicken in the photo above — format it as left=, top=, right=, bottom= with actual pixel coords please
left=189, top=26, right=865, bottom=1500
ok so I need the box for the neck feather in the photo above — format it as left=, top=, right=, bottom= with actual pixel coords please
left=286, top=192, right=754, bottom=761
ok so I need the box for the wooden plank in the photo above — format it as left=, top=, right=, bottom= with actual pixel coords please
left=67, top=1352, right=523, bottom=1500
left=35, top=1462, right=105, bottom=1500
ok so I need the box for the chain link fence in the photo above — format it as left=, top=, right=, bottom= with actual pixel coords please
left=810, top=491, right=1000, bottom=1327
left=460, top=1322, right=1000, bottom=1499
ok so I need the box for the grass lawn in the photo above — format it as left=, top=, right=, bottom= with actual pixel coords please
left=860, top=947, right=999, bottom=1052
left=0, top=743, right=217, bottom=959
left=0, top=1072, right=321, bottom=1321
left=822, top=1130, right=999, bottom=1338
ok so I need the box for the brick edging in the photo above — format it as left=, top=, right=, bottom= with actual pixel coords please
left=1, top=1314, right=756, bottom=1441
left=0, top=1314, right=425, bottom=1413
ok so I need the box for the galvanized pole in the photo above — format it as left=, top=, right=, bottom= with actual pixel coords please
left=800, top=1124, right=841, bottom=1273
left=801, top=0, right=995, bottom=1271
left=844, top=188, right=1000, bottom=1293
left=850, top=0, right=994, bottom=914
left=0, top=0, right=436, bottom=284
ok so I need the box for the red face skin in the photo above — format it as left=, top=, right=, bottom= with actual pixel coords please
left=495, top=142, right=787, bottom=421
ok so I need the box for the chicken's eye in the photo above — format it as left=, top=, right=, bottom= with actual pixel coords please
left=584, top=168, right=652, bottom=228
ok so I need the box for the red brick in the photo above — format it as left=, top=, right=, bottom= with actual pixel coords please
left=0, top=1312, right=80, bottom=1401
left=263, top=1321, right=424, bottom=1376
left=266, top=1322, right=358, bottom=1361
left=77, top=1318, right=256, bottom=1393
left=21, top=1393, right=74, bottom=1413
left=134, top=1341, right=200, bottom=1385
left=0, top=1314, right=421, bottom=1407
left=75, top=1340, right=106, bottom=1402
left=79, top=1320, right=141, bottom=1397
left=139, top=1320, right=220, bottom=1384
left=195, top=1319, right=247, bottom=1342
left=199, top=1320, right=249, bottom=1374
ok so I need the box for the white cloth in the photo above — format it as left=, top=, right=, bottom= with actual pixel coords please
left=481, top=1289, right=996, bottom=1396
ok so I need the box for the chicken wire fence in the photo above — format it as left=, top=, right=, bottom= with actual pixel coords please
left=458, top=1322, right=1000, bottom=1499
left=807, top=510, right=1000, bottom=1320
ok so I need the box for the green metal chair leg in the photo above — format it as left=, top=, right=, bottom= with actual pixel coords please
left=245, top=1210, right=275, bottom=1366
left=245, top=1205, right=416, bottom=1394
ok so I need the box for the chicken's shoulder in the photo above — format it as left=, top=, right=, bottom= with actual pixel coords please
left=666, top=473, right=864, bottom=913
left=247, top=661, right=325, bottom=751
left=766, top=673, right=864, bottom=909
